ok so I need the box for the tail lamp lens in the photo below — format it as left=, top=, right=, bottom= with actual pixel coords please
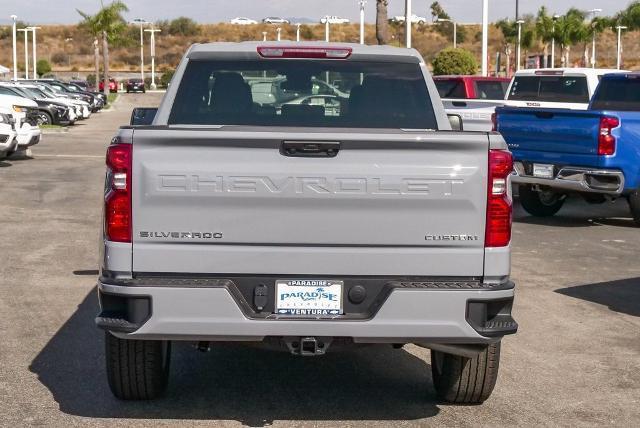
left=598, top=116, right=619, bottom=156
left=486, top=150, right=513, bottom=248
left=105, top=143, right=132, bottom=242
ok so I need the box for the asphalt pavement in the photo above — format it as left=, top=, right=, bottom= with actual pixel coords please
left=0, top=93, right=638, bottom=427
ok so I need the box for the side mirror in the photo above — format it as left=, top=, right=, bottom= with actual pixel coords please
left=447, top=114, right=463, bottom=131
left=130, top=107, right=157, bottom=126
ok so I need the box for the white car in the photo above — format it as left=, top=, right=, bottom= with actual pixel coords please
left=0, top=94, right=41, bottom=154
left=320, top=16, right=350, bottom=24
left=505, top=68, right=627, bottom=110
left=0, top=108, right=18, bottom=158
left=230, top=17, right=258, bottom=25
left=391, top=14, right=428, bottom=24
left=262, top=17, right=289, bottom=24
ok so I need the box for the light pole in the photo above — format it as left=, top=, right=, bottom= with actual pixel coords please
left=17, top=28, right=29, bottom=79
left=276, top=27, right=281, bottom=41
left=437, top=18, right=456, bottom=48
left=359, top=0, right=366, bottom=45
left=133, top=18, right=149, bottom=83
left=516, top=19, right=524, bottom=71
left=405, top=0, right=412, bottom=48
left=324, top=16, right=330, bottom=42
left=144, top=28, right=161, bottom=89
left=616, top=25, right=627, bottom=70
left=482, top=0, right=489, bottom=76
left=296, top=23, right=301, bottom=41
left=64, top=37, right=73, bottom=73
left=11, top=15, right=18, bottom=81
left=551, top=14, right=559, bottom=68
left=588, top=8, right=602, bottom=68
left=29, top=27, right=41, bottom=78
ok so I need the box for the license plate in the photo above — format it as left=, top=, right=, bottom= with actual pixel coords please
left=533, top=163, right=554, bottom=179
left=275, top=279, right=343, bottom=316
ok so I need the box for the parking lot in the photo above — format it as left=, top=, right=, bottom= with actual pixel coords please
left=0, top=92, right=638, bottom=427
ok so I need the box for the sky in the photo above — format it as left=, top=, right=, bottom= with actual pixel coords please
left=0, top=0, right=635, bottom=25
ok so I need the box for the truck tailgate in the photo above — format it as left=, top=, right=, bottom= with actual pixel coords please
left=497, top=108, right=602, bottom=156
left=131, top=128, right=489, bottom=276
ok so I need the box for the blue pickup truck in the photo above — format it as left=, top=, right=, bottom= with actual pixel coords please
left=496, top=72, right=640, bottom=222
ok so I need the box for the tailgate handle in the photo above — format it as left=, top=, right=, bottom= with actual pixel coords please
left=281, top=141, right=341, bottom=158
left=452, top=101, right=467, bottom=107
left=534, top=111, right=555, bottom=119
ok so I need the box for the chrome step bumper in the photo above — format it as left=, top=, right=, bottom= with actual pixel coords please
left=512, top=162, right=625, bottom=195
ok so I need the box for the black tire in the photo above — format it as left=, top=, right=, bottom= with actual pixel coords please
left=518, top=184, right=565, bottom=217
left=431, top=341, right=501, bottom=404
left=105, top=332, right=171, bottom=400
left=628, top=188, right=640, bottom=226
left=37, top=111, right=53, bottom=126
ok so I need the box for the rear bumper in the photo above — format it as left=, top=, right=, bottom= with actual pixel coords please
left=96, top=278, right=517, bottom=343
left=512, top=161, right=625, bottom=195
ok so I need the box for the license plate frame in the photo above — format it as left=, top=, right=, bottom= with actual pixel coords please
left=532, top=163, right=554, bottom=179
left=275, top=279, right=343, bottom=316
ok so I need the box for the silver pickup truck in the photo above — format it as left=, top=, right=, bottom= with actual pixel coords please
left=97, top=42, right=517, bottom=403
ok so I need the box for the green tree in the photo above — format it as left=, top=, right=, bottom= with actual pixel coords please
left=168, top=17, right=200, bottom=36
left=430, top=1, right=449, bottom=21
left=615, top=1, right=640, bottom=30
left=432, top=48, right=478, bottom=75
left=495, top=19, right=518, bottom=73
left=430, top=2, right=466, bottom=44
left=535, top=6, right=555, bottom=67
left=36, top=59, right=52, bottom=77
left=78, top=1, right=129, bottom=95
left=554, top=8, right=588, bottom=67
left=376, top=0, right=389, bottom=45
left=160, top=69, right=175, bottom=88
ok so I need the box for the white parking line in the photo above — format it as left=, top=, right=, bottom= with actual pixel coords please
left=37, top=154, right=104, bottom=159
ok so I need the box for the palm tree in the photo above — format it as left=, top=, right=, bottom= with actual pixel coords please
left=376, top=0, right=389, bottom=45
left=495, top=19, right=518, bottom=75
left=78, top=1, right=129, bottom=96
left=535, top=7, right=555, bottom=67
left=554, top=9, right=587, bottom=67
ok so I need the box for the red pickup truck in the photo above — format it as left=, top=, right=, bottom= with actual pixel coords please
left=434, top=76, right=511, bottom=100
left=434, top=76, right=511, bottom=131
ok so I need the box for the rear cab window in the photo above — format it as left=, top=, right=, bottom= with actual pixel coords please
left=169, top=59, right=438, bottom=129
left=508, top=75, right=589, bottom=103
left=475, top=81, right=508, bottom=100
left=591, top=76, right=640, bottom=111
left=434, top=79, right=467, bottom=99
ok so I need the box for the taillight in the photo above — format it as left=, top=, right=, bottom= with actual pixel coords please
left=105, top=143, right=132, bottom=242
left=598, top=116, right=619, bottom=156
left=486, top=150, right=513, bottom=248
left=257, top=46, right=352, bottom=59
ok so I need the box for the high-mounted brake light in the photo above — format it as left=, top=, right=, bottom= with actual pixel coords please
left=257, top=46, right=352, bottom=59
left=534, top=70, right=564, bottom=76
left=105, top=142, right=132, bottom=243
left=598, top=116, right=619, bottom=156
left=485, top=150, right=513, bottom=248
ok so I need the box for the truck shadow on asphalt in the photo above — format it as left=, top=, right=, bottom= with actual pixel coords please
left=29, top=289, right=440, bottom=425
left=513, top=198, right=637, bottom=228
left=555, top=277, right=640, bottom=317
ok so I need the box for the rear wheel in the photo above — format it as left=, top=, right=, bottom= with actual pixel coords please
left=518, top=184, right=565, bottom=217
left=105, top=332, right=171, bottom=400
left=431, top=342, right=501, bottom=404
left=627, top=188, right=640, bottom=226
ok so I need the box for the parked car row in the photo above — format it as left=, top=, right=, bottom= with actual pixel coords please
left=0, top=78, right=108, bottom=160
left=230, top=16, right=351, bottom=25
